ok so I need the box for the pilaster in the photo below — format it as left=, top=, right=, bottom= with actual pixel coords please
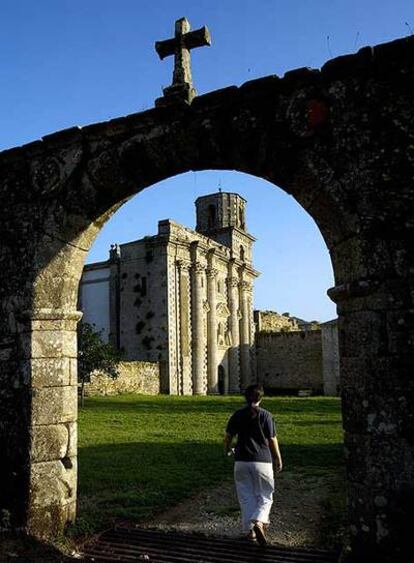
left=206, top=259, right=219, bottom=394
left=26, top=308, right=82, bottom=537
left=177, top=260, right=192, bottom=395
left=227, top=260, right=240, bottom=393
left=239, top=278, right=253, bottom=390
left=191, top=261, right=207, bottom=395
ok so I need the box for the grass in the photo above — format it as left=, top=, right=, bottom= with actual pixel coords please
left=74, top=395, right=344, bottom=536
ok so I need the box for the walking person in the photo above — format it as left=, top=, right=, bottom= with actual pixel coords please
left=224, top=384, right=283, bottom=545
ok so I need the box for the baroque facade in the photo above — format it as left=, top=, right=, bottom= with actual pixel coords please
left=79, top=191, right=258, bottom=395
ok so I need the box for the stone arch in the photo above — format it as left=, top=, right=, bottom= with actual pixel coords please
left=1, top=36, right=413, bottom=561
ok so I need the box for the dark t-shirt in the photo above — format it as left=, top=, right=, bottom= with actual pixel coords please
left=226, top=406, right=276, bottom=463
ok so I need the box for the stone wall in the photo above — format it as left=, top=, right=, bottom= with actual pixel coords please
left=255, top=330, right=323, bottom=393
left=84, top=360, right=159, bottom=396
left=321, top=320, right=340, bottom=396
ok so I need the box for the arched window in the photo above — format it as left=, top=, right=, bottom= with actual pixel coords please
left=207, top=204, right=216, bottom=229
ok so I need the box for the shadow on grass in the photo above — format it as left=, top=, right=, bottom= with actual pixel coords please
left=76, top=440, right=344, bottom=533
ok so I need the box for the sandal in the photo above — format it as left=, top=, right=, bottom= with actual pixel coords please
left=253, top=521, right=267, bottom=546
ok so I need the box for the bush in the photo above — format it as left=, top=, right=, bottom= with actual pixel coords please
left=78, top=322, right=123, bottom=406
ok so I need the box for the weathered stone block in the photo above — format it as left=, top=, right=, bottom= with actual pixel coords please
left=66, top=421, right=77, bottom=457
left=31, top=357, right=71, bottom=388
left=32, top=273, right=80, bottom=311
left=30, top=319, right=77, bottom=332
left=69, top=358, right=78, bottom=386
left=28, top=503, right=67, bottom=539
left=28, top=457, right=78, bottom=536
left=31, top=330, right=77, bottom=359
left=339, top=311, right=387, bottom=358
left=30, top=457, right=77, bottom=508
left=65, top=499, right=77, bottom=523
left=31, top=424, right=69, bottom=462
left=386, top=310, right=414, bottom=355
left=32, top=385, right=77, bottom=424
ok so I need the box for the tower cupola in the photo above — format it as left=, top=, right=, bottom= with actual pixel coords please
left=195, top=192, right=247, bottom=234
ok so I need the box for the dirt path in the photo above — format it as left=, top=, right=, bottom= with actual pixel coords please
left=145, top=470, right=339, bottom=548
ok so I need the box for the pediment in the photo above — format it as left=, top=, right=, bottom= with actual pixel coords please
left=216, top=302, right=230, bottom=317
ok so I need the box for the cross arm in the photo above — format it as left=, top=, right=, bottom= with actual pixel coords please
left=155, top=38, right=177, bottom=60
left=183, top=26, right=211, bottom=51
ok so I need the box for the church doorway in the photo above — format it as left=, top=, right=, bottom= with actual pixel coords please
left=217, top=365, right=226, bottom=395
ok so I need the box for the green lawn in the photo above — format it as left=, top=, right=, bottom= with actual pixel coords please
left=75, top=395, right=344, bottom=534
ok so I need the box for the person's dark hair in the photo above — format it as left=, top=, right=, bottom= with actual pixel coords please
left=244, top=384, right=264, bottom=405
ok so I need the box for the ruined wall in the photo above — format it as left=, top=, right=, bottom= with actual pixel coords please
left=84, top=360, right=159, bottom=396
left=254, top=310, right=299, bottom=332
left=321, top=319, right=340, bottom=396
left=255, top=330, right=323, bottom=393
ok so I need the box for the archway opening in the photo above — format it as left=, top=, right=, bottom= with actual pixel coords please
left=74, top=169, right=344, bottom=548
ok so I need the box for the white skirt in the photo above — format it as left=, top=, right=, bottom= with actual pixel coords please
left=234, top=461, right=274, bottom=533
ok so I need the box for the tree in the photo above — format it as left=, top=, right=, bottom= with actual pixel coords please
left=78, top=322, right=122, bottom=406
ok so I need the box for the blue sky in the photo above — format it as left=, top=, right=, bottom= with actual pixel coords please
left=1, top=1, right=413, bottom=321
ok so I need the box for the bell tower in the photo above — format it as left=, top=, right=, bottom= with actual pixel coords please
left=196, top=192, right=247, bottom=233
left=195, top=192, right=254, bottom=264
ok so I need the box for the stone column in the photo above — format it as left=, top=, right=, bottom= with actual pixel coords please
left=177, top=260, right=192, bottom=395
left=206, top=264, right=219, bottom=394
left=329, top=277, right=414, bottom=563
left=191, top=262, right=206, bottom=395
left=239, top=279, right=253, bottom=390
left=27, top=308, right=82, bottom=537
left=227, top=260, right=240, bottom=393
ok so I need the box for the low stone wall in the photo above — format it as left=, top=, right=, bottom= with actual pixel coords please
left=255, top=330, right=323, bottom=393
left=83, top=360, right=160, bottom=396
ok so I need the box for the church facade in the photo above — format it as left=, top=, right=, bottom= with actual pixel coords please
left=79, top=192, right=258, bottom=395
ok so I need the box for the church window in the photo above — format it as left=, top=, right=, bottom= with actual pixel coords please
left=207, top=204, right=216, bottom=228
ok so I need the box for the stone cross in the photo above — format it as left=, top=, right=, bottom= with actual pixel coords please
left=155, top=17, right=211, bottom=106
